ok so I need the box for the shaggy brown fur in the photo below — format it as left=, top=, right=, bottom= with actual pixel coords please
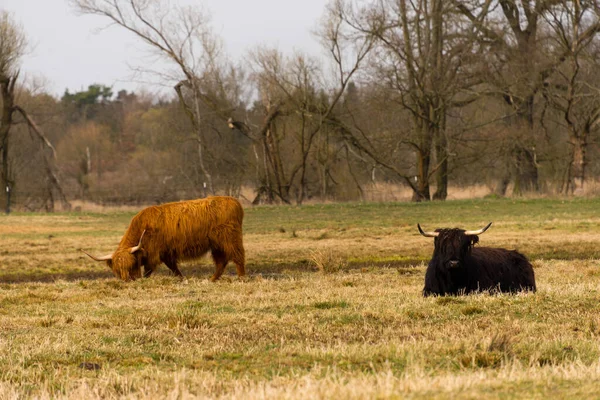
left=87, top=196, right=245, bottom=281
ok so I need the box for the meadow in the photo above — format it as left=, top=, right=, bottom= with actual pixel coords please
left=1, top=198, right=600, bottom=399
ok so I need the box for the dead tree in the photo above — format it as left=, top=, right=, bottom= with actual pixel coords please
left=0, top=12, right=69, bottom=212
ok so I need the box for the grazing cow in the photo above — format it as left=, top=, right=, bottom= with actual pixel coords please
left=83, top=196, right=245, bottom=281
left=418, top=222, right=536, bottom=296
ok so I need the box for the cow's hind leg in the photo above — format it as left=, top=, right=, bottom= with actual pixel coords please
left=163, top=256, right=184, bottom=278
left=165, top=262, right=184, bottom=278
left=210, top=249, right=228, bottom=282
left=227, top=230, right=246, bottom=278
left=231, top=244, right=246, bottom=278
left=209, top=225, right=246, bottom=279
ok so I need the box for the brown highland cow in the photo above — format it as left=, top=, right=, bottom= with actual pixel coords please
left=83, top=196, right=246, bottom=281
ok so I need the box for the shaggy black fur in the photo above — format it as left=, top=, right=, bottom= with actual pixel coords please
left=422, top=228, right=536, bottom=296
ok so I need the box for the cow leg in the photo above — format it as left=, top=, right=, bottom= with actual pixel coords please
left=210, top=249, right=228, bottom=282
left=163, top=257, right=184, bottom=278
left=234, top=260, right=246, bottom=278
left=143, top=264, right=157, bottom=278
left=156, top=253, right=184, bottom=278
left=142, top=260, right=158, bottom=278
left=228, top=231, right=246, bottom=278
left=231, top=245, right=246, bottom=278
left=210, top=226, right=246, bottom=279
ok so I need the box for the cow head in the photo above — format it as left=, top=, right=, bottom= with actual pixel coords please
left=418, top=223, right=492, bottom=270
left=82, top=230, right=146, bottom=281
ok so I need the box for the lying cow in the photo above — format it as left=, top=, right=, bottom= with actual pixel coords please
left=418, top=222, right=536, bottom=296
left=83, top=196, right=246, bottom=281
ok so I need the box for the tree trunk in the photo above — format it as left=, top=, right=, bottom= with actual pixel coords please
left=411, top=111, right=435, bottom=202
left=412, top=184, right=430, bottom=202
left=511, top=141, right=539, bottom=195
left=297, top=113, right=308, bottom=205
left=433, top=128, right=448, bottom=200
left=502, top=1, right=541, bottom=194
left=495, top=171, right=511, bottom=197
left=412, top=141, right=431, bottom=202
left=512, top=99, right=539, bottom=195
left=192, top=89, right=214, bottom=196
left=430, top=0, right=447, bottom=201
left=564, top=8, right=587, bottom=197
left=174, top=80, right=215, bottom=195
left=433, top=171, right=448, bottom=200
left=569, top=134, right=587, bottom=195
left=0, top=132, right=9, bottom=208
left=264, top=122, right=289, bottom=203
left=1, top=136, right=9, bottom=213
left=0, top=75, right=16, bottom=213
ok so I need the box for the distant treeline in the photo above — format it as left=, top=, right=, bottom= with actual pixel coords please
left=2, top=1, right=600, bottom=211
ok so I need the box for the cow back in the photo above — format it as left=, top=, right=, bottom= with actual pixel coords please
left=466, top=247, right=536, bottom=293
left=124, top=196, right=244, bottom=261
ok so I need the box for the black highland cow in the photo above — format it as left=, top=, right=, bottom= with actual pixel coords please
left=418, top=222, right=536, bottom=296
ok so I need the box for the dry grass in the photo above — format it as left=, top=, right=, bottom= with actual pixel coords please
left=309, top=249, right=348, bottom=273
left=1, top=198, right=600, bottom=398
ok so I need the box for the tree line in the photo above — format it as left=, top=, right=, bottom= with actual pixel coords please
left=2, top=0, right=600, bottom=211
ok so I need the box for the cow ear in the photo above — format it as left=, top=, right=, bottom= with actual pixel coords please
left=470, top=235, right=479, bottom=246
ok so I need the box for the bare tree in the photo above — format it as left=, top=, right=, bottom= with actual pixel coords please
left=238, top=48, right=292, bottom=204
left=542, top=0, right=600, bottom=194
left=72, top=0, right=239, bottom=195
left=226, top=9, right=374, bottom=204
left=0, top=11, right=69, bottom=212
left=328, top=0, right=478, bottom=201
left=451, top=0, right=600, bottom=194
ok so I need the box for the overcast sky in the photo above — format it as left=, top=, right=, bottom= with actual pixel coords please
left=2, top=0, right=328, bottom=97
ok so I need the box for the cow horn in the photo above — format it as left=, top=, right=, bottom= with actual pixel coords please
left=464, top=222, right=493, bottom=236
left=129, top=230, right=146, bottom=254
left=417, top=224, right=439, bottom=237
left=81, top=250, right=113, bottom=261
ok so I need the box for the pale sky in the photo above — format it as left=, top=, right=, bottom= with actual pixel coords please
left=2, top=0, right=328, bottom=97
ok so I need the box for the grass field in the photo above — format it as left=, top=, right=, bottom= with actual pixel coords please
left=1, top=198, right=600, bottom=399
